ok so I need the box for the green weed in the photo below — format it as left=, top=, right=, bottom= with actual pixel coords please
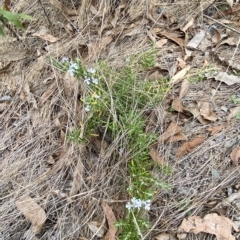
left=53, top=50, right=172, bottom=239
left=231, top=95, right=240, bottom=104
left=0, top=8, right=34, bottom=35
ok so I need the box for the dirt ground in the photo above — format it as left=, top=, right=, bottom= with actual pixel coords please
left=1, top=0, right=240, bottom=239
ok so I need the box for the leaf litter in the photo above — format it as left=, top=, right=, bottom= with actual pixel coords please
left=176, top=135, right=205, bottom=157
left=230, top=147, right=240, bottom=166
left=101, top=201, right=117, bottom=240
left=158, top=121, right=187, bottom=144
left=16, top=195, right=46, bottom=234
left=1, top=1, right=240, bottom=240
left=177, top=213, right=239, bottom=240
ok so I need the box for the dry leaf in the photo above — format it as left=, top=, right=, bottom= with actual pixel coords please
left=217, top=37, right=238, bottom=48
left=207, top=125, right=223, bottom=135
left=101, top=201, right=117, bottom=240
left=185, top=103, right=209, bottom=124
left=176, top=135, right=205, bottom=157
left=148, top=70, right=163, bottom=81
left=87, top=221, right=105, bottom=238
left=177, top=58, right=187, bottom=69
left=88, top=36, right=113, bottom=59
left=149, top=147, right=165, bottom=165
left=1, top=50, right=27, bottom=61
left=165, top=132, right=188, bottom=143
left=213, top=72, right=240, bottom=85
left=90, top=4, right=98, bottom=15
left=155, top=233, right=177, bottom=240
left=187, top=135, right=205, bottom=149
left=227, top=106, right=240, bottom=122
left=158, top=31, right=184, bottom=48
left=159, top=121, right=182, bottom=143
left=181, top=18, right=194, bottom=32
left=172, top=98, right=184, bottom=112
left=199, top=102, right=217, bottom=121
left=186, top=30, right=206, bottom=50
left=16, top=196, right=46, bottom=234
left=211, top=28, right=221, bottom=44
left=179, top=79, right=190, bottom=99
left=89, top=135, right=110, bottom=155
left=170, top=65, right=191, bottom=84
left=226, top=0, right=233, bottom=7
left=177, top=213, right=239, bottom=240
left=32, top=26, right=59, bottom=43
left=69, top=159, right=84, bottom=196
left=156, top=39, right=168, bottom=48
left=230, top=147, right=240, bottom=166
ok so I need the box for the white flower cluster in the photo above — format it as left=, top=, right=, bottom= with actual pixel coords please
left=61, top=58, right=100, bottom=113
left=84, top=68, right=100, bottom=112
left=61, top=57, right=69, bottom=63
left=85, top=105, right=91, bottom=112
left=126, top=198, right=151, bottom=211
left=84, top=68, right=98, bottom=85
left=68, top=62, right=79, bottom=76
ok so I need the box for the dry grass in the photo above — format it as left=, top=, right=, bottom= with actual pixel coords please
left=0, top=0, right=240, bottom=239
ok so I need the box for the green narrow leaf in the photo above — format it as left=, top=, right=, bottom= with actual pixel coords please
left=17, top=13, right=35, bottom=20
left=0, top=26, right=5, bottom=35
left=9, top=18, right=24, bottom=30
left=0, top=15, right=7, bottom=25
left=0, top=10, right=20, bottom=21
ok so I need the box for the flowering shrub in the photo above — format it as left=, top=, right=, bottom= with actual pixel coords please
left=53, top=55, right=172, bottom=240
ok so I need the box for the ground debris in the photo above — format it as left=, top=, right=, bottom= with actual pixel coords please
left=177, top=213, right=239, bottom=240
left=16, top=195, right=46, bottom=234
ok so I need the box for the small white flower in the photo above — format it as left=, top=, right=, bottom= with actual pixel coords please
left=69, top=62, right=79, bottom=70
left=144, top=203, right=151, bottom=211
left=87, top=68, right=96, bottom=74
left=126, top=198, right=151, bottom=211
left=92, top=78, right=99, bottom=84
left=119, top=148, right=124, bottom=156
left=61, top=57, right=69, bottom=63
left=142, top=200, right=151, bottom=211
left=84, top=78, right=91, bottom=85
left=131, top=198, right=142, bottom=209
left=126, top=202, right=132, bottom=210
left=85, top=105, right=91, bottom=112
left=67, top=68, right=74, bottom=76
left=94, top=94, right=100, bottom=99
